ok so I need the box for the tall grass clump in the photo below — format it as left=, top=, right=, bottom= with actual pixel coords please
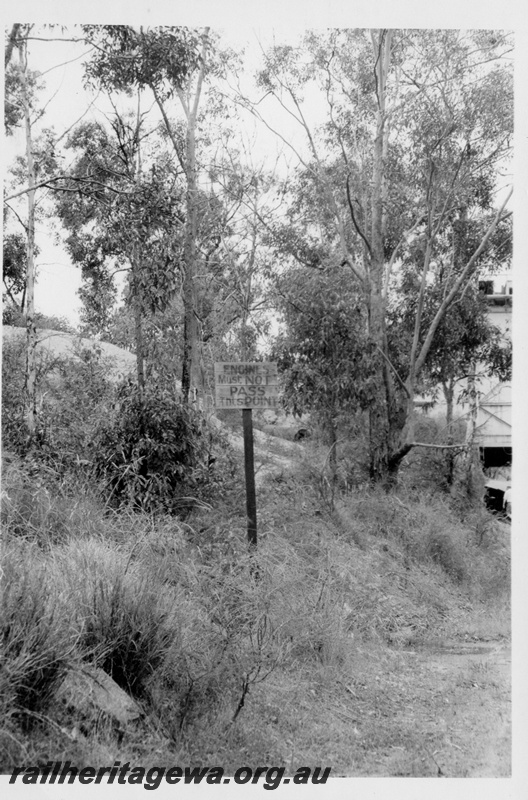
left=50, top=539, right=179, bottom=700
left=1, top=457, right=109, bottom=547
left=51, top=536, right=278, bottom=734
left=0, top=544, right=77, bottom=724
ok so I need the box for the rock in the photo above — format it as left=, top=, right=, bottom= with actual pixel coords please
left=56, top=665, right=143, bottom=727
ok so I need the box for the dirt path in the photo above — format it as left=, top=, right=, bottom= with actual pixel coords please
left=217, top=422, right=305, bottom=486
left=414, top=640, right=511, bottom=777
left=349, top=639, right=511, bottom=777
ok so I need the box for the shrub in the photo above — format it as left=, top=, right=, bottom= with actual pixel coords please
left=400, top=414, right=467, bottom=493
left=1, top=334, right=116, bottom=472
left=2, top=309, right=76, bottom=332
left=93, top=381, right=238, bottom=515
left=37, top=341, right=116, bottom=470
left=337, top=487, right=510, bottom=602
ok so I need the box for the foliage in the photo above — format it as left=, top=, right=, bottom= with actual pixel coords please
left=1, top=454, right=109, bottom=549
left=80, top=24, right=274, bottom=402
left=37, top=343, right=117, bottom=470
left=1, top=337, right=28, bottom=453
left=389, top=280, right=511, bottom=397
left=58, top=540, right=179, bottom=699
left=92, top=381, right=234, bottom=515
left=2, top=231, right=29, bottom=309
left=253, top=28, right=513, bottom=479
left=82, top=25, right=202, bottom=94
left=0, top=448, right=510, bottom=771
left=272, top=267, right=377, bottom=426
left=2, top=307, right=75, bottom=332
left=55, top=119, right=184, bottom=337
left=4, top=62, right=42, bottom=135
left=1, top=335, right=116, bottom=471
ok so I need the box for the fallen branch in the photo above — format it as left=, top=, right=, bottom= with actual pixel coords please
left=410, top=442, right=467, bottom=450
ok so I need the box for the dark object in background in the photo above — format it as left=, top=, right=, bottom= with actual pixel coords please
left=294, top=427, right=311, bottom=442
left=484, top=477, right=510, bottom=517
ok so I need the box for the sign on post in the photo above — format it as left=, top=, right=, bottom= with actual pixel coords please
left=214, top=363, right=279, bottom=553
left=214, top=362, right=279, bottom=410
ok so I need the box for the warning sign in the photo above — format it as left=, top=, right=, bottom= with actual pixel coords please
left=214, top=362, right=279, bottom=409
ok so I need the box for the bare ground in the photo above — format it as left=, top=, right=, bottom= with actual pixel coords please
left=235, top=635, right=511, bottom=778
left=346, top=639, right=511, bottom=777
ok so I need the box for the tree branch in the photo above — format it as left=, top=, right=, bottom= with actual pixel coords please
left=345, top=175, right=372, bottom=257
left=414, top=187, right=513, bottom=378
left=4, top=175, right=133, bottom=202
left=373, top=342, right=411, bottom=399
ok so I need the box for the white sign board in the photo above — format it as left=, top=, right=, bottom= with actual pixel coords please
left=214, top=362, right=279, bottom=409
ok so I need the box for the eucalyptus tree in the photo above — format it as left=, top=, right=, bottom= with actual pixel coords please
left=55, top=115, right=185, bottom=393
left=81, top=25, right=215, bottom=404
left=244, top=28, right=513, bottom=483
left=80, top=25, right=280, bottom=405
left=201, top=147, right=278, bottom=364
left=3, top=24, right=41, bottom=437
left=2, top=232, right=29, bottom=314
left=273, top=265, right=376, bottom=473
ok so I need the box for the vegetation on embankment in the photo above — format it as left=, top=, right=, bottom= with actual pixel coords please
left=0, top=442, right=510, bottom=775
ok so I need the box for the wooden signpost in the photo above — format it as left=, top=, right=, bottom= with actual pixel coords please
left=214, top=363, right=279, bottom=549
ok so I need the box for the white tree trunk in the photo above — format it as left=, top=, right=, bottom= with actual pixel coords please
left=20, top=31, right=38, bottom=439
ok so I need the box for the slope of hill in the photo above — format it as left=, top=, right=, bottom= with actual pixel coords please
left=2, top=325, right=137, bottom=383
left=2, top=325, right=304, bottom=482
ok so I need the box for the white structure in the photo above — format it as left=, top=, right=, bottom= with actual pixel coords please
left=474, top=281, right=512, bottom=468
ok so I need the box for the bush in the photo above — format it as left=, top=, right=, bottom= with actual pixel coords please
left=34, top=345, right=116, bottom=476
left=2, top=308, right=75, bottom=332
left=424, top=526, right=467, bottom=582
left=400, top=414, right=467, bottom=493
left=338, top=487, right=511, bottom=601
left=93, top=381, right=238, bottom=515
left=1, top=335, right=116, bottom=472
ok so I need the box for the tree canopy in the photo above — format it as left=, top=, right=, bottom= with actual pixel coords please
left=3, top=24, right=513, bottom=483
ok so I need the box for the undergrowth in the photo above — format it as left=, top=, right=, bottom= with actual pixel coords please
left=0, top=450, right=510, bottom=772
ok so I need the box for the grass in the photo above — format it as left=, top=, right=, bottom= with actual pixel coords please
left=0, top=447, right=511, bottom=774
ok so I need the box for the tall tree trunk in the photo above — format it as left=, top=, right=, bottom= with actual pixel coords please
left=5, top=24, right=22, bottom=66
left=442, top=379, right=456, bottom=486
left=181, top=133, right=199, bottom=404
left=20, top=30, right=37, bottom=440
left=368, top=30, right=393, bottom=482
left=179, top=29, right=209, bottom=406
left=463, top=363, right=478, bottom=485
left=132, top=95, right=145, bottom=398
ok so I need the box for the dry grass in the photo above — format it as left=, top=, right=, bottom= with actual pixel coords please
left=0, top=453, right=510, bottom=774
